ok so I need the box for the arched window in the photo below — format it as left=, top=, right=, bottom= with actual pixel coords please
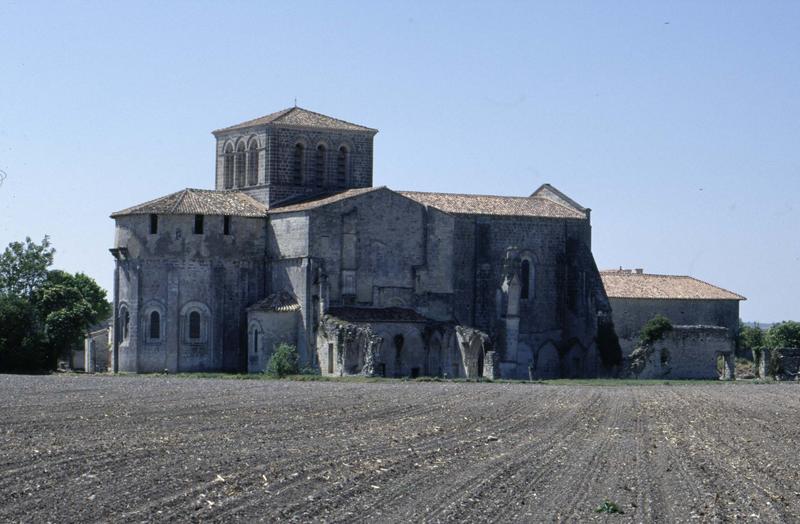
left=223, top=143, right=234, bottom=189
left=314, top=144, right=326, bottom=187
left=189, top=311, right=201, bottom=340
left=149, top=311, right=161, bottom=340
left=521, top=259, right=534, bottom=299
left=120, top=307, right=130, bottom=341
left=293, top=143, right=305, bottom=184
left=336, top=146, right=349, bottom=186
left=247, top=139, right=259, bottom=186
left=235, top=141, right=246, bottom=188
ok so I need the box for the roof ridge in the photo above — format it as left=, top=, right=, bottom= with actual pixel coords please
left=399, top=189, right=532, bottom=200
left=277, top=106, right=376, bottom=131
left=171, top=188, right=189, bottom=214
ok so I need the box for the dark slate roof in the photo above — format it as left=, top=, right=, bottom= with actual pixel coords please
left=268, top=187, right=384, bottom=214
left=111, top=188, right=268, bottom=218
left=248, top=291, right=301, bottom=312
left=326, top=307, right=429, bottom=323
left=398, top=191, right=587, bottom=219
left=600, top=270, right=746, bottom=301
left=213, top=106, right=378, bottom=134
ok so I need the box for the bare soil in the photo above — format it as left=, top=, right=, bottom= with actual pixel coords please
left=1, top=374, right=799, bottom=523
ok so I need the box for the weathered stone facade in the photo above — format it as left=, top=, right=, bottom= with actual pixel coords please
left=757, top=347, right=800, bottom=381
left=627, top=325, right=733, bottom=380
left=110, top=107, right=614, bottom=378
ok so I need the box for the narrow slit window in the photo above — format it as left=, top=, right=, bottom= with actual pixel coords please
left=149, top=214, right=158, bottom=234
left=194, top=215, right=204, bottom=234
left=521, top=260, right=531, bottom=299
left=223, top=216, right=231, bottom=235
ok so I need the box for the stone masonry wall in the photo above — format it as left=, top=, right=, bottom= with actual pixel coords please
left=610, top=297, right=740, bottom=357
left=628, top=325, right=732, bottom=380
left=114, top=214, right=267, bottom=373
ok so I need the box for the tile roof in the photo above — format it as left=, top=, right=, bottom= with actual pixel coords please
left=268, top=186, right=588, bottom=219
left=268, top=187, right=384, bottom=214
left=111, top=188, right=268, bottom=218
left=398, top=191, right=587, bottom=219
left=213, top=106, right=378, bottom=134
left=600, top=270, right=746, bottom=301
left=530, top=183, right=586, bottom=212
left=326, top=307, right=429, bottom=323
left=248, top=291, right=301, bottom=313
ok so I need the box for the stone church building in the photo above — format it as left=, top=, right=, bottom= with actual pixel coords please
left=110, top=107, right=616, bottom=379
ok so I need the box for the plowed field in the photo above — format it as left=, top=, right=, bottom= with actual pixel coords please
left=2, top=375, right=799, bottom=522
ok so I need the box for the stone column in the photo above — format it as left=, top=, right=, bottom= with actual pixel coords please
left=84, top=337, right=94, bottom=374
left=721, top=353, right=735, bottom=381
left=165, top=268, right=180, bottom=373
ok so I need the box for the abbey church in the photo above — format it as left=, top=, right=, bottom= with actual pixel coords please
left=110, top=107, right=617, bottom=379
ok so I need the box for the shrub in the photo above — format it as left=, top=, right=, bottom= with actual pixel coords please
left=639, top=314, right=673, bottom=346
left=266, top=343, right=299, bottom=378
left=596, top=500, right=624, bottom=514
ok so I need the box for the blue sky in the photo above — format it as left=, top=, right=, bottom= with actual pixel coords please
left=1, top=1, right=798, bottom=322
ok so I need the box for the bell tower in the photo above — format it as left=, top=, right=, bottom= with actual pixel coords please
left=212, top=107, right=378, bottom=207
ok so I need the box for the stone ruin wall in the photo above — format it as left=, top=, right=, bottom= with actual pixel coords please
left=757, top=347, right=800, bottom=381
left=627, top=325, right=734, bottom=380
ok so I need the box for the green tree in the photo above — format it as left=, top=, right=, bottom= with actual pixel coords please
left=0, top=295, right=52, bottom=372
left=639, top=314, right=673, bottom=346
left=737, top=321, right=764, bottom=353
left=765, top=321, right=800, bottom=349
left=0, top=236, right=110, bottom=372
left=35, top=270, right=109, bottom=357
left=266, top=343, right=300, bottom=377
left=0, top=236, right=55, bottom=298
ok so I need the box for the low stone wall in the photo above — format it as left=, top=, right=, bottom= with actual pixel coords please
left=757, top=348, right=800, bottom=381
left=626, top=325, right=733, bottom=380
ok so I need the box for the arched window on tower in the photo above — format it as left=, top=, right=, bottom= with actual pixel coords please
left=336, top=145, right=349, bottom=186
left=223, top=143, right=234, bottom=189
left=235, top=142, right=246, bottom=188
left=293, top=143, right=305, bottom=185
left=247, top=139, right=259, bottom=186
left=521, top=259, right=534, bottom=300
left=314, top=144, right=326, bottom=187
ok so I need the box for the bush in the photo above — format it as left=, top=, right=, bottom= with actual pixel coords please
left=266, top=343, right=299, bottom=378
left=639, top=314, right=672, bottom=346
